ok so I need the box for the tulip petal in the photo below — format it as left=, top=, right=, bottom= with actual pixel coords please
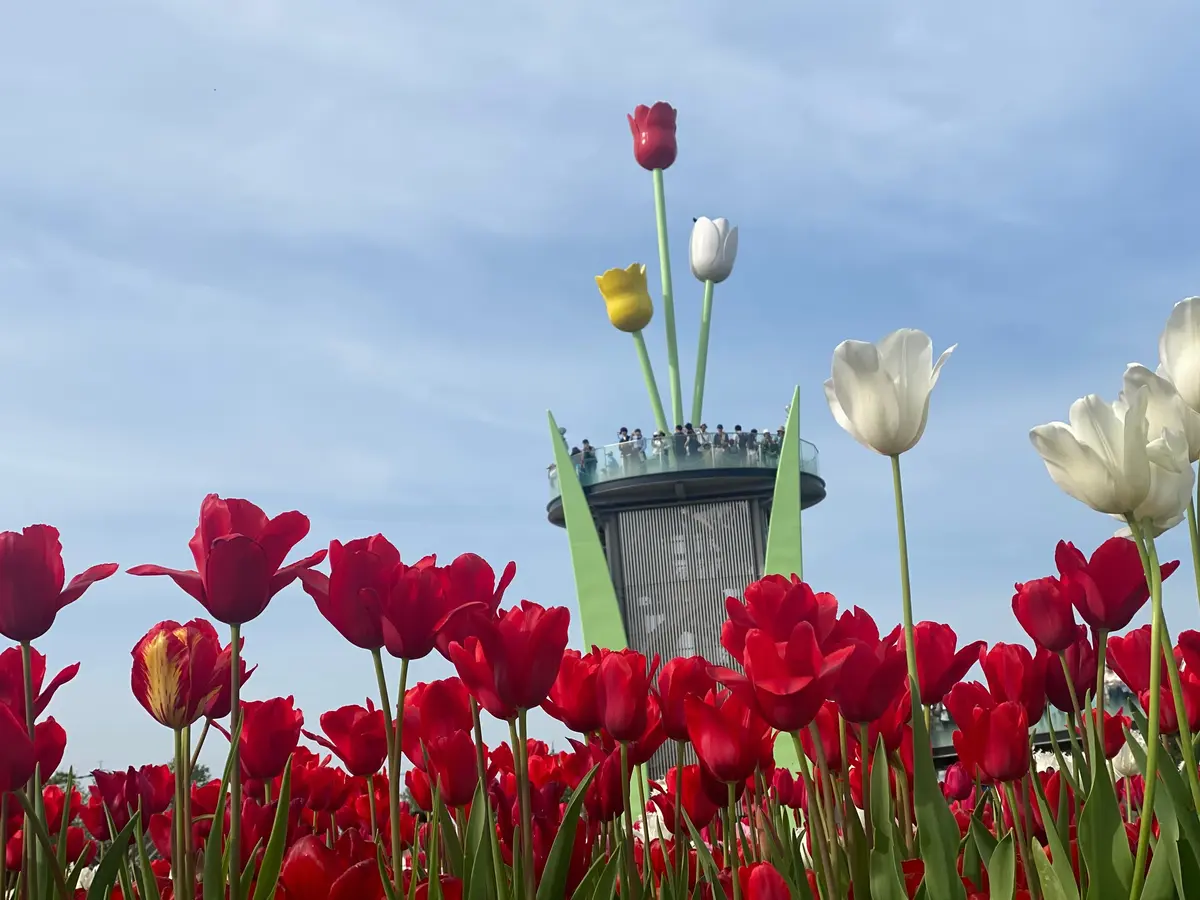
left=57, top=562, right=119, bottom=611
left=1030, top=422, right=1123, bottom=513
left=830, top=340, right=902, bottom=455
left=269, top=548, right=329, bottom=599
left=127, top=564, right=208, bottom=605
left=1160, top=297, right=1200, bottom=411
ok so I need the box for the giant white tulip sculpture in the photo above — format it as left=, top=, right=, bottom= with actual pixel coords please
left=1030, top=377, right=1200, bottom=894
left=688, top=216, right=738, bottom=424
left=823, top=327, right=956, bottom=875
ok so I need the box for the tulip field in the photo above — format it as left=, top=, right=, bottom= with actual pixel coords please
left=7, top=104, right=1200, bottom=900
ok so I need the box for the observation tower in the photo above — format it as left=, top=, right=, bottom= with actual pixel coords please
left=544, top=101, right=828, bottom=777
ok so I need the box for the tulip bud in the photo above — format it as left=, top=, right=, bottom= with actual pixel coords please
left=595, top=264, right=654, bottom=333
left=689, top=217, right=738, bottom=284
left=627, top=102, right=677, bottom=171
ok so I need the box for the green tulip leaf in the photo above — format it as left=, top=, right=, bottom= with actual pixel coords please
left=909, top=694, right=968, bottom=900
left=250, top=758, right=293, bottom=900
left=464, top=781, right=496, bottom=900
left=1077, top=726, right=1133, bottom=900
left=202, top=716, right=242, bottom=900
left=85, top=812, right=141, bottom=900
left=1034, top=842, right=1073, bottom=900
left=11, top=786, right=71, bottom=900
left=1031, top=770, right=1080, bottom=900
left=984, top=832, right=1015, bottom=900
left=586, top=852, right=621, bottom=900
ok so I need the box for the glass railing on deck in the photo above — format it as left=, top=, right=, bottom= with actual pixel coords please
left=547, top=432, right=820, bottom=500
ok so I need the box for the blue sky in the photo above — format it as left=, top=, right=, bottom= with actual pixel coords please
left=4, top=0, right=1200, bottom=773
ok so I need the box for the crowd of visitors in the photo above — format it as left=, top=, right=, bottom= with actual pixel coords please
left=548, top=422, right=787, bottom=489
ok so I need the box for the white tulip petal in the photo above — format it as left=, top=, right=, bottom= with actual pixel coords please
left=1030, top=422, right=1126, bottom=513
left=1067, top=395, right=1126, bottom=474
left=1160, top=298, right=1200, bottom=411
left=823, top=378, right=859, bottom=440
left=831, top=340, right=902, bottom=455
left=877, top=329, right=934, bottom=451
left=930, top=344, right=957, bottom=388
left=1120, top=388, right=1152, bottom=511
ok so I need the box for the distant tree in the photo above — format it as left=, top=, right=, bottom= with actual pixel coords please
left=167, top=759, right=212, bottom=785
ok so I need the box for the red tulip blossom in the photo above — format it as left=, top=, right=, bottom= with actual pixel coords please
left=943, top=762, right=973, bottom=801
left=627, top=102, right=678, bottom=171
left=569, top=739, right=626, bottom=822
left=596, top=648, right=659, bottom=742
left=954, top=700, right=1031, bottom=783
left=800, top=701, right=843, bottom=772
left=426, top=729, right=479, bottom=808
left=834, top=634, right=909, bottom=724
left=650, top=764, right=720, bottom=832
left=656, top=655, right=716, bottom=742
left=1012, top=576, right=1078, bottom=652
left=302, top=702, right=388, bottom=777
left=380, top=558, right=453, bottom=661
left=449, top=600, right=569, bottom=717
left=203, top=635, right=255, bottom=720
left=1107, top=625, right=1164, bottom=695
left=404, top=678, right=474, bottom=768
left=715, top=622, right=852, bottom=733
left=980, top=642, right=1047, bottom=725
left=297, top=535, right=399, bottom=650
left=721, top=574, right=838, bottom=664
left=0, top=703, right=36, bottom=792
left=944, top=680, right=994, bottom=730
left=279, top=834, right=387, bottom=900
left=0, top=645, right=79, bottom=721
left=684, top=689, right=771, bottom=784
left=1144, top=677, right=1200, bottom=735
left=129, top=493, right=325, bottom=626
left=434, top=553, right=517, bottom=660
left=33, top=717, right=67, bottom=780
left=913, top=622, right=986, bottom=706
left=1055, top=537, right=1177, bottom=632
left=1179, top=629, right=1200, bottom=674
left=743, top=862, right=791, bottom=900
left=543, top=648, right=604, bottom=735
left=238, top=696, right=304, bottom=781
left=0, top=524, right=117, bottom=643
left=81, top=765, right=174, bottom=837
left=1039, top=627, right=1096, bottom=713
left=130, top=618, right=223, bottom=729
left=1084, top=708, right=1133, bottom=760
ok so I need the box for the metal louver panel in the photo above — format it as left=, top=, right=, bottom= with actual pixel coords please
left=615, top=500, right=761, bottom=778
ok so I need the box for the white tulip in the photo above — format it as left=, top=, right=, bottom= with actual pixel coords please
left=689, top=217, right=739, bottom=283
left=1159, top=297, right=1200, bottom=413
left=1117, top=427, right=1193, bottom=537
left=1113, top=730, right=1146, bottom=779
left=1030, top=390, right=1153, bottom=516
left=823, top=329, right=955, bottom=456
left=1122, top=363, right=1200, bottom=462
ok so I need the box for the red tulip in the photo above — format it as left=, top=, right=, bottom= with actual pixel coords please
left=543, top=648, right=603, bottom=734
left=1178, top=629, right=1200, bottom=674
left=627, top=102, right=678, bottom=171
left=203, top=635, right=255, bottom=720
left=913, top=622, right=986, bottom=706
left=404, top=678, right=474, bottom=767
left=426, top=729, right=479, bottom=808
left=1143, top=676, right=1200, bottom=735
left=130, top=618, right=223, bottom=729
left=570, top=739, right=626, bottom=822
left=1012, top=576, right=1078, bottom=652
left=800, top=701, right=843, bottom=772
left=980, top=642, right=1047, bottom=725
left=684, top=689, right=770, bottom=784
left=722, top=575, right=838, bottom=663
left=381, top=559, right=452, bottom=661
left=0, top=645, right=79, bottom=721
left=656, top=656, right=716, bottom=742
left=1107, top=625, right=1163, bottom=694
left=1085, top=708, right=1132, bottom=760
left=33, top=716, right=67, bottom=779
left=650, top=764, right=720, bottom=832
left=954, top=701, right=1031, bottom=783
left=239, top=696, right=304, bottom=780
left=834, top=635, right=909, bottom=724
left=943, top=762, right=972, bottom=801
left=1055, top=537, right=1177, bottom=632
left=0, top=525, right=117, bottom=643
left=745, top=862, right=791, bottom=900
left=597, top=649, right=659, bottom=742
left=434, top=553, right=517, bottom=660
left=715, top=622, right=852, bottom=732
left=449, top=600, right=569, bottom=717
left=280, top=834, right=387, bottom=900
left=303, top=703, right=388, bottom=777
left=944, top=681, right=994, bottom=731
left=129, top=493, right=326, bottom=625
left=0, top=703, right=35, bottom=792
left=297, top=535, right=399, bottom=650
left=1040, top=627, right=1096, bottom=713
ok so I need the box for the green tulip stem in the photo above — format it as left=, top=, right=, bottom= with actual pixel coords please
left=1130, top=525, right=1200, bottom=811
left=20, top=642, right=39, bottom=900
left=172, top=728, right=188, bottom=900
left=1003, top=782, right=1038, bottom=898
left=631, top=330, right=669, bottom=435
left=889, top=456, right=920, bottom=714
left=372, top=649, right=405, bottom=893
left=792, top=734, right=836, bottom=900
left=1187, top=494, right=1200, bottom=615
left=1058, top=653, right=1090, bottom=771
left=1129, top=522, right=1165, bottom=900
left=690, top=279, right=716, bottom=425
left=1093, top=630, right=1108, bottom=717
left=860, top=725, right=874, bottom=851
left=189, top=718, right=210, bottom=773
left=617, top=742, right=638, bottom=896
left=470, top=699, right=507, bottom=899
left=227, top=625, right=243, bottom=900
left=674, top=741, right=688, bottom=889
left=514, top=714, right=536, bottom=899
left=727, top=782, right=743, bottom=900
left=651, top=167, right=683, bottom=428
